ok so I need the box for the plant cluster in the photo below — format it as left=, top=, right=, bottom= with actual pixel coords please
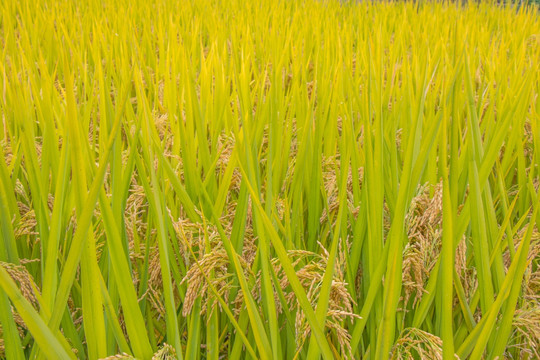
left=0, top=0, right=539, bottom=359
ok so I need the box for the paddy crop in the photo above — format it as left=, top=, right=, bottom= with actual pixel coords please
left=0, top=0, right=539, bottom=359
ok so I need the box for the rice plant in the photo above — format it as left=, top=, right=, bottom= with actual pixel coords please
left=0, top=0, right=539, bottom=359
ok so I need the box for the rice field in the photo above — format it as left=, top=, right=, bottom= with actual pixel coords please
left=0, top=0, right=539, bottom=359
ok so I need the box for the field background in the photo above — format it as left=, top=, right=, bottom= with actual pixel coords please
left=0, top=0, right=539, bottom=359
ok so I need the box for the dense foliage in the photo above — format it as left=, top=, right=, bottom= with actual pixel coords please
left=0, top=0, right=539, bottom=359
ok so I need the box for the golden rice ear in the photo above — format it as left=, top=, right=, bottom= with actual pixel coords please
left=402, top=182, right=445, bottom=307
left=1, top=139, right=13, bottom=168
left=391, top=328, right=444, bottom=360
left=99, top=354, right=136, bottom=360
left=512, top=302, right=540, bottom=359
left=265, top=243, right=359, bottom=359
left=151, top=343, right=177, bottom=360
left=0, top=262, right=39, bottom=308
